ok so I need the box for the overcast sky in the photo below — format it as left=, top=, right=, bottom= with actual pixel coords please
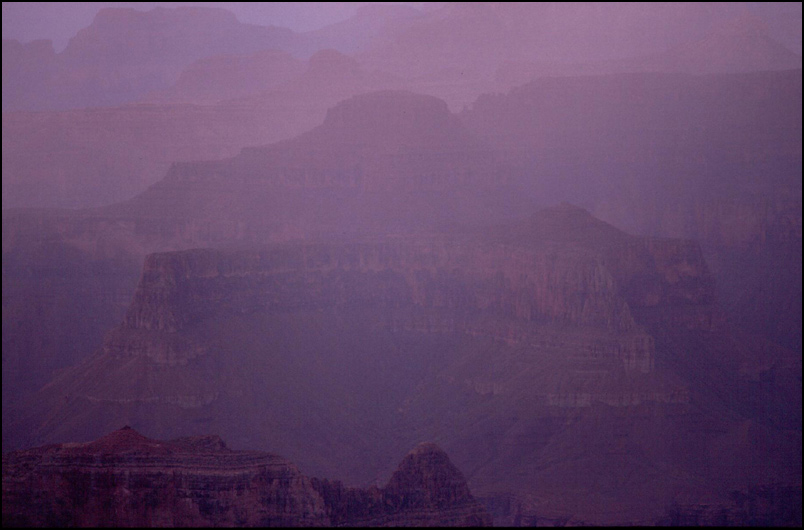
left=2, top=2, right=433, bottom=52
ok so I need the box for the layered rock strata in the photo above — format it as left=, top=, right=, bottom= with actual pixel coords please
left=312, top=443, right=491, bottom=526
left=7, top=206, right=712, bottom=455
left=115, top=205, right=716, bottom=375
left=2, top=428, right=490, bottom=527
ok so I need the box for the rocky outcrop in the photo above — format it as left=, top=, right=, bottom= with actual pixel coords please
left=1, top=427, right=328, bottom=527
left=2, top=428, right=490, bottom=527
left=314, top=443, right=491, bottom=527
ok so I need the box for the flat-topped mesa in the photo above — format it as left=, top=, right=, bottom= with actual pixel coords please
left=112, top=207, right=718, bottom=372
left=107, top=235, right=654, bottom=371
left=312, top=90, right=475, bottom=151
left=117, top=239, right=640, bottom=347
left=2, top=429, right=491, bottom=527
left=153, top=91, right=493, bottom=197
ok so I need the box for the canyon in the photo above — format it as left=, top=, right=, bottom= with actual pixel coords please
left=9, top=204, right=799, bottom=524
left=3, top=87, right=800, bottom=524
left=2, top=4, right=801, bottom=526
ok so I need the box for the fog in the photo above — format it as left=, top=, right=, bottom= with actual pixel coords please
left=2, top=2, right=801, bottom=526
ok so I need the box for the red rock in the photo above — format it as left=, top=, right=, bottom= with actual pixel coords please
left=2, top=428, right=491, bottom=527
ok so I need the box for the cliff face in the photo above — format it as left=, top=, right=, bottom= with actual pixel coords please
left=2, top=428, right=490, bottom=527
left=111, top=201, right=719, bottom=378
left=123, top=239, right=640, bottom=338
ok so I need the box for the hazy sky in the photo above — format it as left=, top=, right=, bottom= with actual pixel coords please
left=2, top=2, right=802, bottom=55
left=2, top=2, right=433, bottom=52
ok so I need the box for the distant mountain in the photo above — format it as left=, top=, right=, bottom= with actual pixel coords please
left=2, top=6, right=312, bottom=111
left=1, top=4, right=432, bottom=112
left=1, top=102, right=311, bottom=210
left=278, top=48, right=403, bottom=98
left=1, top=39, right=58, bottom=111
left=463, top=69, right=802, bottom=219
left=297, top=89, right=478, bottom=153
left=1, top=51, right=405, bottom=211
left=356, top=3, right=802, bottom=109
left=359, top=3, right=801, bottom=78
left=648, top=14, right=802, bottom=74
left=145, top=50, right=305, bottom=105
left=2, top=427, right=491, bottom=527
left=0, top=90, right=516, bottom=409
left=462, top=69, right=802, bottom=352
left=305, top=3, right=423, bottom=55
left=5, top=3, right=800, bottom=112
left=497, top=14, right=802, bottom=87
left=110, top=90, right=501, bottom=228
left=229, top=49, right=404, bottom=110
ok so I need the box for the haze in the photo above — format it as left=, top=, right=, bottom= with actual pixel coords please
left=2, top=2, right=437, bottom=51
left=2, top=2, right=801, bottom=527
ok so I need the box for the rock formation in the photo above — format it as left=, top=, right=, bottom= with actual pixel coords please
left=495, top=14, right=802, bottom=87
left=2, top=427, right=490, bottom=527
left=1, top=6, right=312, bottom=112
left=313, top=443, right=491, bottom=526
left=1, top=60, right=404, bottom=210
left=461, top=68, right=802, bottom=354
left=1, top=104, right=308, bottom=209
left=7, top=205, right=750, bottom=526
left=0, top=90, right=505, bottom=416
left=2, top=81, right=799, bottom=525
